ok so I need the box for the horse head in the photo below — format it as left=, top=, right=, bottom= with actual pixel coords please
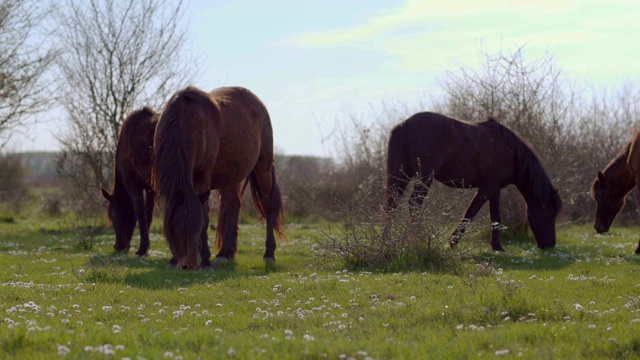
left=591, top=171, right=624, bottom=233
left=527, top=189, right=562, bottom=249
left=101, top=188, right=136, bottom=252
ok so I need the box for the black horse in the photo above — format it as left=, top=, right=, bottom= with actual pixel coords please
left=384, top=112, right=562, bottom=251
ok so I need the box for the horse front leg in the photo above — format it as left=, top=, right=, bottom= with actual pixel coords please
left=136, top=189, right=155, bottom=257
left=132, top=194, right=150, bottom=257
left=450, top=189, right=491, bottom=248
left=489, top=193, right=504, bottom=252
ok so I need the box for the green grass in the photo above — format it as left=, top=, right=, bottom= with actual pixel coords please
left=1, top=212, right=640, bottom=359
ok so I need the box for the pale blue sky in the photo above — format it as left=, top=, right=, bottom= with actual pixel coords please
left=10, top=0, right=640, bottom=156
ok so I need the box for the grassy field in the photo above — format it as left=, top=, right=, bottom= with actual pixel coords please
left=1, top=210, right=640, bottom=359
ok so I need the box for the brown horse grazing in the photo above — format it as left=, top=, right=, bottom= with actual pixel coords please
left=153, top=86, right=285, bottom=270
left=101, top=107, right=158, bottom=257
left=591, top=132, right=640, bottom=254
left=384, top=112, right=562, bottom=251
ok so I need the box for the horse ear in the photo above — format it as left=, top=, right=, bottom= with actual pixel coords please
left=597, top=171, right=605, bottom=182
left=198, top=191, right=211, bottom=205
left=101, top=188, right=113, bottom=202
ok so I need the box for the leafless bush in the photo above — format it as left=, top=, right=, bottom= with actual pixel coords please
left=315, top=179, right=486, bottom=272
left=276, top=155, right=331, bottom=219
left=40, top=193, right=64, bottom=217
left=0, top=153, right=29, bottom=213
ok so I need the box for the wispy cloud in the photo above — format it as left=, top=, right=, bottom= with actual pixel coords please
left=283, top=0, right=640, bottom=80
left=286, top=0, right=579, bottom=48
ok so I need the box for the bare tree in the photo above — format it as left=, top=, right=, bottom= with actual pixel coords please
left=0, top=0, right=56, bottom=148
left=55, top=0, right=200, bottom=213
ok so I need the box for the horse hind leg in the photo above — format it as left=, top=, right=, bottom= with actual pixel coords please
left=384, top=174, right=411, bottom=216
left=249, top=166, right=284, bottom=263
left=199, top=200, right=213, bottom=270
left=214, top=186, right=241, bottom=263
left=408, top=175, right=433, bottom=223
left=635, top=238, right=640, bottom=255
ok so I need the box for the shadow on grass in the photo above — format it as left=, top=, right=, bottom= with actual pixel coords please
left=81, top=253, right=283, bottom=290
left=472, top=234, right=576, bottom=271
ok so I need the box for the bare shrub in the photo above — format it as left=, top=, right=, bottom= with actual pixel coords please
left=315, top=179, right=486, bottom=272
left=40, top=193, right=63, bottom=217
left=0, top=153, right=29, bottom=213
left=277, top=155, right=332, bottom=219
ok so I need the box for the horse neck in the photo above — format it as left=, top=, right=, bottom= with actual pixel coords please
left=514, top=175, right=553, bottom=207
left=111, top=166, right=130, bottom=200
left=604, top=149, right=636, bottom=197
left=507, top=137, right=554, bottom=207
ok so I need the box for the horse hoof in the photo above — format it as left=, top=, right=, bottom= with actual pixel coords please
left=214, top=257, right=229, bottom=264
left=263, top=257, right=276, bottom=264
left=201, top=265, right=214, bottom=271
left=135, top=252, right=148, bottom=258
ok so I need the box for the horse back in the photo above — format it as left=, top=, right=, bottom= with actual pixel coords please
left=399, top=112, right=513, bottom=188
left=206, top=87, right=272, bottom=189
left=116, top=108, right=158, bottom=187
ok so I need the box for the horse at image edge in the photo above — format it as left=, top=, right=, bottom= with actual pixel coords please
left=591, top=131, right=640, bottom=254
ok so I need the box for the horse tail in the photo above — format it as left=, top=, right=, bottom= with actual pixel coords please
left=384, top=122, right=409, bottom=212
left=247, top=168, right=286, bottom=240
left=153, top=96, right=204, bottom=265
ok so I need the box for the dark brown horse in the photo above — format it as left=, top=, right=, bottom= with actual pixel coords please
left=591, top=132, right=640, bottom=254
left=153, top=86, right=285, bottom=269
left=384, top=112, right=562, bottom=251
left=101, top=107, right=158, bottom=256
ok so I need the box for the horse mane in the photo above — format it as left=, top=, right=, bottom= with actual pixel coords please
left=153, top=87, right=216, bottom=263
left=483, top=116, right=556, bottom=203
left=604, top=141, right=631, bottom=175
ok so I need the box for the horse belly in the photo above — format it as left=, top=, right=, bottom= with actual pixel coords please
left=209, top=146, right=260, bottom=189
left=434, top=162, right=483, bottom=188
